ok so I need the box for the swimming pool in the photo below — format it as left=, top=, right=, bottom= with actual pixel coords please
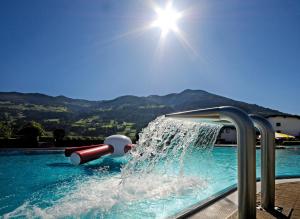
left=0, top=147, right=299, bottom=218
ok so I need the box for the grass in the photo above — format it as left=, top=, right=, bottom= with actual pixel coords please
left=96, top=108, right=112, bottom=112
left=74, top=116, right=100, bottom=126
left=44, top=119, right=60, bottom=123
left=138, top=104, right=166, bottom=109
left=0, top=102, right=68, bottom=112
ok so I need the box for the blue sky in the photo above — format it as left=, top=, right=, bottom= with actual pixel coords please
left=0, top=0, right=299, bottom=114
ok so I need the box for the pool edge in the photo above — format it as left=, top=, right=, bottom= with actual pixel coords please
left=170, top=176, right=300, bottom=219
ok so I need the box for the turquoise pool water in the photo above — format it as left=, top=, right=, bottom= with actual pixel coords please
left=0, top=147, right=299, bottom=218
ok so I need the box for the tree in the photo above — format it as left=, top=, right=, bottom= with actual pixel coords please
left=53, top=129, right=65, bottom=142
left=0, top=122, right=12, bottom=138
left=18, top=121, right=45, bottom=141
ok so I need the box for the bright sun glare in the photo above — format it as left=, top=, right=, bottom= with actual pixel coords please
left=97, top=1, right=196, bottom=57
left=151, top=3, right=182, bottom=38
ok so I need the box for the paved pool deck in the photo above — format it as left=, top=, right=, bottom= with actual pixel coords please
left=255, top=181, right=300, bottom=219
left=186, top=178, right=300, bottom=219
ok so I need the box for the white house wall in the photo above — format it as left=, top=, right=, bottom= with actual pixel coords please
left=267, top=117, right=300, bottom=136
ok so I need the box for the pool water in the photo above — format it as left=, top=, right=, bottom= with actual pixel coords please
left=0, top=147, right=299, bottom=218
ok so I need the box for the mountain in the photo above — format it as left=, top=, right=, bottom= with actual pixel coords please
left=0, top=89, right=288, bottom=139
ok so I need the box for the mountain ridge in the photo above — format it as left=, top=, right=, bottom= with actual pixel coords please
left=0, top=89, right=288, bottom=115
left=0, top=89, right=291, bottom=138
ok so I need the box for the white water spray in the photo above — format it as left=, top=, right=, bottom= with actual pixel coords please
left=122, top=116, right=222, bottom=179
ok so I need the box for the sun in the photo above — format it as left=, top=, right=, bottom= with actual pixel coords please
left=151, top=3, right=182, bottom=38
left=147, top=1, right=196, bottom=56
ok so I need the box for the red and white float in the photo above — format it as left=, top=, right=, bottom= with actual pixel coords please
left=65, top=135, right=134, bottom=165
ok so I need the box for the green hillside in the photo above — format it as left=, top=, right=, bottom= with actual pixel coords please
left=0, top=89, right=287, bottom=139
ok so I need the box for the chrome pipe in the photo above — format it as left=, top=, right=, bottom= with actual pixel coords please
left=250, top=114, right=275, bottom=210
left=166, top=106, right=256, bottom=219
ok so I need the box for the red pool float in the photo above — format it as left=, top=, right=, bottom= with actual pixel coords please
left=66, top=135, right=135, bottom=165
left=70, top=144, right=114, bottom=165
left=64, top=144, right=105, bottom=157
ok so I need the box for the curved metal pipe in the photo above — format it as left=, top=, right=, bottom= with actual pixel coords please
left=250, top=114, right=275, bottom=210
left=166, top=106, right=256, bottom=219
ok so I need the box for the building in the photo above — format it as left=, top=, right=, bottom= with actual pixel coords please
left=216, top=114, right=300, bottom=144
left=217, top=125, right=237, bottom=144
left=266, top=115, right=300, bottom=137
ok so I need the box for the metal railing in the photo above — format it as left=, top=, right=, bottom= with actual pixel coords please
left=166, top=106, right=256, bottom=219
left=250, top=114, right=275, bottom=210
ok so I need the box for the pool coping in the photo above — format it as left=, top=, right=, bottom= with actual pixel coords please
left=170, top=176, right=300, bottom=219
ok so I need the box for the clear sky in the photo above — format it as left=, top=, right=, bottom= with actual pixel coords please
left=0, top=0, right=299, bottom=114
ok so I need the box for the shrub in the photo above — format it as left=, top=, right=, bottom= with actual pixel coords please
left=18, top=121, right=45, bottom=139
left=0, top=122, right=12, bottom=139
